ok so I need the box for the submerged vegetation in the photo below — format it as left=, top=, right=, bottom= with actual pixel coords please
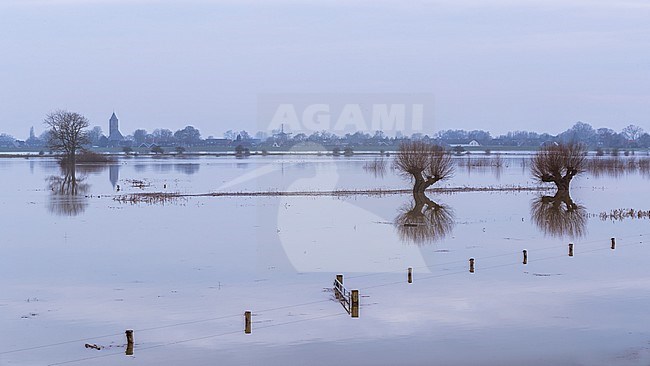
left=60, top=151, right=114, bottom=165
left=598, top=208, right=650, bottom=221
left=456, top=154, right=505, bottom=168
left=586, top=157, right=650, bottom=177
left=114, top=192, right=185, bottom=205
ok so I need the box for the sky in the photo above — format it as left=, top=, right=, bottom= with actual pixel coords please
left=0, top=0, right=648, bottom=139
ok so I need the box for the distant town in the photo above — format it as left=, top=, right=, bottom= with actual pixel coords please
left=0, top=112, right=647, bottom=153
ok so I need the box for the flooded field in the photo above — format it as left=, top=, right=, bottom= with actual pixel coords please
left=1, top=154, right=649, bottom=365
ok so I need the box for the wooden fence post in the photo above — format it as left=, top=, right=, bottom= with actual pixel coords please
left=351, top=290, right=359, bottom=318
left=125, top=330, right=134, bottom=356
left=407, top=267, right=413, bottom=283
left=335, top=274, right=343, bottom=300
left=569, top=243, right=574, bottom=257
left=611, top=237, right=616, bottom=250
left=245, top=311, right=252, bottom=334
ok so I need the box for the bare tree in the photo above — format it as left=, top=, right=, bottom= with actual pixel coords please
left=394, top=141, right=454, bottom=195
left=531, top=142, right=587, bottom=191
left=44, top=110, right=90, bottom=165
left=622, top=124, right=644, bottom=142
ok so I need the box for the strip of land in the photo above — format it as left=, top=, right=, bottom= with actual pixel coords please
left=114, top=185, right=551, bottom=203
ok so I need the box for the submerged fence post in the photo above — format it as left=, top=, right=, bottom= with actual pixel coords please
left=569, top=243, right=574, bottom=257
left=125, top=330, right=134, bottom=356
left=244, top=311, right=252, bottom=334
left=611, top=237, right=616, bottom=250
left=522, top=250, right=528, bottom=265
left=469, top=258, right=475, bottom=273
left=351, top=290, right=359, bottom=318
left=335, top=274, right=343, bottom=300
left=407, top=267, right=413, bottom=283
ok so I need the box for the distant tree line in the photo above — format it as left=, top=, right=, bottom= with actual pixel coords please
left=3, top=120, right=648, bottom=150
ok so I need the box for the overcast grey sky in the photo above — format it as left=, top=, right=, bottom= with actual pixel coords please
left=0, top=0, right=648, bottom=139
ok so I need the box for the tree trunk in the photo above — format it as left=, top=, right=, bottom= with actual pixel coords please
left=412, top=174, right=438, bottom=195
left=554, top=174, right=573, bottom=191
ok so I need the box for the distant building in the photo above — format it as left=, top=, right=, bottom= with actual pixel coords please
left=448, top=139, right=481, bottom=148
left=26, top=126, right=42, bottom=147
left=138, top=142, right=159, bottom=149
left=108, top=112, right=124, bottom=142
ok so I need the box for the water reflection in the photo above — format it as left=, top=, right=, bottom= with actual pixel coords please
left=152, top=164, right=173, bottom=173
left=174, top=163, right=200, bottom=175
left=46, top=166, right=90, bottom=216
left=109, top=164, right=119, bottom=189
left=394, top=192, right=455, bottom=245
left=133, top=164, right=148, bottom=173
left=531, top=191, right=587, bottom=238
left=363, top=158, right=388, bottom=178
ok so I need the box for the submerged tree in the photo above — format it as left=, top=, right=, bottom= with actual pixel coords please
left=394, top=141, right=454, bottom=195
left=44, top=110, right=90, bottom=166
left=531, top=142, right=587, bottom=191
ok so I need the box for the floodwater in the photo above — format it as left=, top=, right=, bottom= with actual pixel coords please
left=1, top=154, right=649, bottom=366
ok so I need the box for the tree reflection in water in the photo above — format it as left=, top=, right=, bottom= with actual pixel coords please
left=395, top=192, right=455, bottom=245
left=47, top=166, right=90, bottom=216
left=531, top=190, right=587, bottom=238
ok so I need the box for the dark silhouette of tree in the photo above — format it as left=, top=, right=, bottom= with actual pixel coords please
left=559, top=122, right=596, bottom=145
left=531, top=142, right=586, bottom=191
left=174, top=126, right=201, bottom=146
left=153, top=128, right=174, bottom=144
left=87, top=126, right=104, bottom=145
left=234, top=144, right=250, bottom=157
left=394, top=141, right=454, bottom=195
left=531, top=191, right=586, bottom=238
left=622, top=124, right=644, bottom=142
left=44, top=110, right=90, bottom=165
left=395, top=192, right=454, bottom=245
left=133, top=129, right=148, bottom=145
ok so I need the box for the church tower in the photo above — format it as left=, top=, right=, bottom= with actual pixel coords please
left=108, top=112, right=124, bottom=141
